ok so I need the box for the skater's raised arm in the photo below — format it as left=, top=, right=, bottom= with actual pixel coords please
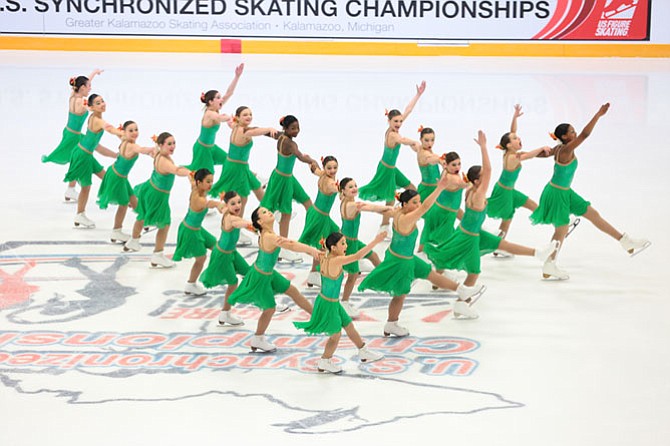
left=402, top=81, right=426, bottom=120
left=510, top=103, right=523, bottom=133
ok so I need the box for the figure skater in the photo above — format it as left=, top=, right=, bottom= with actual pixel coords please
left=97, top=120, right=156, bottom=243
left=294, top=231, right=387, bottom=374
left=123, top=132, right=191, bottom=268
left=228, top=207, right=318, bottom=353
left=260, top=114, right=318, bottom=263
left=63, top=93, right=122, bottom=229
left=530, top=103, right=650, bottom=279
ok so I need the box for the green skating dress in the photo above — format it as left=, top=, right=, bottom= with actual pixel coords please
left=298, top=187, right=339, bottom=249
left=530, top=156, right=590, bottom=227
left=260, top=150, right=310, bottom=214
left=359, top=143, right=412, bottom=202
left=172, top=207, right=216, bottom=261
left=97, top=145, right=138, bottom=209
left=228, top=238, right=291, bottom=310
left=188, top=123, right=227, bottom=173
left=42, top=110, right=88, bottom=165
left=210, top=140, right=261, bottom=197
left=416, top=163, right=440, bottom=202
left=341, top=204, right=373, bottom=274
left=63, top=123, right=105, bottom=187
left=200, top=224, right=251, bottom=288
left=133, top=156, right=175, bottom=229
left=425, top=206, right=502, bottom=275
left=358, top=222, right=432, bottom=296
left=486, top=165, right=529, bottom=220
left=294, top=267, right=352, bottom=335
left=420, top=187, right=463, bottom=246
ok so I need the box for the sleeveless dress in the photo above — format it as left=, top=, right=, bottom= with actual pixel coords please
left=425, top=206, right=502, bottom=275
left=210, top=140, right=261, bottom=197
left=63, top=122, right=104, bottom=187
left=43, top=110, right=88, bottom=165
left=359, top=143, right=412, bottom=202
left=358, top=222, right=432, bottom=296
left=228, top=238, right=291, bottom=310
left=416, top=163, right=440, bottom=202
left=298, top=186, right=340, bottom=249
left=486, top=164, right=529, bottom=220
left=97, top=144, right=138, bottom=209
left=133, top=155, right=175, bottom=228
left=530, top=155, right=590, bottom=227
left=172, top=208, right=217, bottom=261
left=340, top=203, right=374, bottom=274
left=200, top=223, right=251, bottom=288
left=294, top=266, right=352, bottom=335
left=187, top=123, right=227, bottom=173
left=420, top=187, right=463, bottom=246
left=261, top=147, right=311, bottom=214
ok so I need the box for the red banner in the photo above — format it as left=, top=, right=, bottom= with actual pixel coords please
left=533, top=0, right=650, bottom=40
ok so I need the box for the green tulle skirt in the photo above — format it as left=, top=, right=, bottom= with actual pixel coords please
left=293, top=295, right=352, bottom=336
left=228, top=265, right=291, bottom=310
left=298, top=207, right=340, bottom=249
left=420, top=206, right=458, bottom=246
left=187, top=140, right=227, bottom=173
left=172, top=223, right=216, bottom=261
left=425, top=227, right=501, bottom=274
left=529, top=183, right=590, bottom=227
left=200, top=249, right=250, bottom=287
left=261, top=171, right=310, bottom=214
left=63, top=147, right=104, bottom=187
left=210, top=160, right=261, bottom=197
left=358, top=249, right=432, bottom=296
left=133, top=181, right=171, bottom=228
left=358, top=162, right=411, bottom=202
left=43, top=128, right=81, bottom=165
left=97, top=168, right=134, bottom=209
left=486, top=184, right=529, bottom=220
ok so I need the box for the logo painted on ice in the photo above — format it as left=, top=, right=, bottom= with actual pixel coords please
left=0, top=242, right=524, bottom=433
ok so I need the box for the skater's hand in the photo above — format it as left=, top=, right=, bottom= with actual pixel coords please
left=473, top=130, right=487, bottom=148
left=234, top=63, right=244, bottom=77
left=416, top=80, right=426, bottom=95
left=513, top=104, right=523, bottom=118
left=309, top=248, right=323, bottom=260
left=373, top=231, right=387, bottom=243
left=597, top=102, right=610, bottom=117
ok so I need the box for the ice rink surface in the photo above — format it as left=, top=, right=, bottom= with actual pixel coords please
left=0, top=51, right=669, bottom=445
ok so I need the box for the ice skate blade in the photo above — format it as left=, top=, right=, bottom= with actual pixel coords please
left=278, top=257, right=304, bottom=264
left=628, top=241, right=651, bottom=257
left=453, top=312, right=479, bottom=320
left=218, top=320, right=244, bottom=327
left=150, top=263, right=175, bottom=268
left=383, top=331, right=409, bottom=338
left=73, top=222, right=95, bottom=229
left=250, top=346, right=277, bottom=353
left=318, top=368, right=343, bottom=374
left=566, top=218, right=581, bottom=237
left=542, top=273, right=569, bottom=281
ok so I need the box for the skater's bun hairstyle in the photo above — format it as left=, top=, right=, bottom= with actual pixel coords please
left=321, top=155, right=338, bottom=168
left=325, top=232, right=344, bottom=251
left=419, top=126, right=434, bottom=138
left=222, top=191, right=239, bottom=203
left=251, top=207, right=264, bottom=232
left=553, top=123, right=571, bottom=142
left=467, top=165, right=482, bottom=183
left=499, top=132, right=512, bottom=151
left=280, top=115, right=298, bottom=128
left=444, top=152, right=460, bottom=164
left=201, top=90, right=218, bottom=105
left=386, top=109, right=402, bottom=120
left=70, top=76, right=89, bottom=92
left=338, top=177, right=354, bottom=193
left=122, top=121, right=135, bottom=130
left=398, top=189, right=418, bottom=206
left=235, top=106, right=250, bottom=117
left=156, top=132, right=173, bottom=145
left=194, top=168, right=212, bottom=182
left=87, top=94, right=101, bottom=106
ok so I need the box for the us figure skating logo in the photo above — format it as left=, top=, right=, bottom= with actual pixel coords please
left=0, top=241, right=523, bottom=434
left=596, top=0, right=639, bottom=37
